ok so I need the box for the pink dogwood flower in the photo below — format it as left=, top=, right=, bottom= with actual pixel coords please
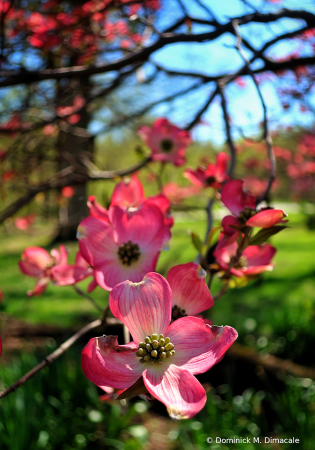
left=51, top=251, right=94, bottom=291
left=138, top=118, right=192, bottom=166
left=221, top=180, right=287, bottom=228
left=111, top=175, right=174, bottom=237
left=214, top=241, right=276, bottom=277
left=77, top=202, right=171, bottom=291
left=166, top=263, right=214, bottom=322
left=81, top=273, right=237, bottom=419
left=184, top=153, right=229, bottom=189
left=19, top=246, right=68, bottom=296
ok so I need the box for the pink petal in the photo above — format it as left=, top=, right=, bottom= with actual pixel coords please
left=109, top=272, right=172, bottom=343
left=19, top=260, right=44, bottom=278
left=184, top=167, right=206, bottom=187
left=214, top=241, right=238, bottom=269
left=242, top=264, right=274, bottom=275
left=166, top=317, right=238, bottom=374
left=221, top=180, right=256, bottom=217
left=109, top=203, right=166, bottom=249
left=143, top=364, right=206, bottom=419
left=215, top=152, right=229, bottom=182
left=87, top=279, right=98, bottom=293
left=146, top=193, right=171, bottom=217
left=75, top=251, right=89, bottom=268
left=94, top=249, right=159, bottom=291
left=81, top=336, right=143, bottom=390
left=221, top=215, right=240, bottom=236
left=77, top=216, right=117, bottom=267
left=51, top=264, right=92, bottom=285
left=167, top=263, right=213, bottom=315
left=111, top=175, right=145, bottom=208
left=194, top=315, right=213, bottom=326
left=51, top=245, right=68, bottom=265
left=27, top=276, right=50, bottom=297
left=21, top=247, right=51, bottom=270
left=246, top=209, right=287, bottom=228
left=243, top=244, right=276, bottom=266
left=87, top=196, right=110, bottom=221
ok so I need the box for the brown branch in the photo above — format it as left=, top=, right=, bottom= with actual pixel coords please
left=0, top=9, right=314, bottom=88
left=227, top=343, right=315, bottom=380
left=184, top=87, right=219, bottom=130
left=0, top=157, right=151, bottom=224
left=0, top=318, right=102, bottom=400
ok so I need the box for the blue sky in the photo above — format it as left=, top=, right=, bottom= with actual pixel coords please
left=90, top=0, right=315, bottom=145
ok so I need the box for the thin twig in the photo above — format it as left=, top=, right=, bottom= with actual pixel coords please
left=73, top=286, right=103, bottom=313
left=217, top=83, right=237, bottom=177
left=232, top=21, right=275, bottom=204
left=0, top=318, right=102, bottom=400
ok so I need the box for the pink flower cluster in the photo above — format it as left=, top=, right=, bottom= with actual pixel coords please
left=212, top=180, right=288, bottom=278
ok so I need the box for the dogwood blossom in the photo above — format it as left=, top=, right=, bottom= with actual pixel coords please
left=81, top=273, right=237, bottom=419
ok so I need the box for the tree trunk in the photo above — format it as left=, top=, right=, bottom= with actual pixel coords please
left=53, top=77, right=92, bottom=242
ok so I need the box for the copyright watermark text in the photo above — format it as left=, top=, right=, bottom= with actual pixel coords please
left=206, top=437, right=300, bottom=444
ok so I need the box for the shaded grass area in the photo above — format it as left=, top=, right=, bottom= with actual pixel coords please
left=1, top=344, right=315, bottom=450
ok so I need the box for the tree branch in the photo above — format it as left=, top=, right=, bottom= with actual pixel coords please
left=0, top=157, right=151, bottom=225
left=0, top=318, right=103, bottom=400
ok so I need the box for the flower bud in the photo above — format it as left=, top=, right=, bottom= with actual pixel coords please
left=143, top=354, right=150, bottom=362
left=139, top=342, right=146, bottom=349
left=152, top=340, right=159, bottom=349
left=159, top=346, right=165, bottom=352
left=151, top=350, right=158, bottom=358
left=145, top=336, right=151, bottom=344
left=166, top=351, right=172, bottom=358
left=165, top=343, right=174, bottom=351
left=161, top=352, right=167, bottom=359
left=159, top=338, right=165, bottom=346
left=152, top=333, right=159, bottom=341
left=145, top=343, right=152, bottom=352
left=164, top=337, right=170, bottom=345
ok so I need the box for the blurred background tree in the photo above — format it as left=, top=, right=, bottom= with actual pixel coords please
left=1, top=0, right=315, bottom=238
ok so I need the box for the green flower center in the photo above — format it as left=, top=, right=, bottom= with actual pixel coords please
left=171, top=305, right=187, bottom=321
left=236, top=255, right=247, bottom=269
left=238, top=207, right=256, bottom=223
left=160, top=139, right=174, bottom=153
left=136, top=333, right=175, bottom=365
left=118, top=240, right=140, bottom=266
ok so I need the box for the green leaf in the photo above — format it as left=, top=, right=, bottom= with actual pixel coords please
left=206, top=226, right=221, bottom=248
left=190, top=231, right=203, bottom=253
left=249, top=226, right=289, bottom=246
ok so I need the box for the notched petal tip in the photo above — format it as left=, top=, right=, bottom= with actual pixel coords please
left=196, top=265, right=207, bottom=279
left=77, top=225, right=87, bottom=240
left=209, top=325, right=224, bottom=335
left=168, top=407, right=190, bottom=420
